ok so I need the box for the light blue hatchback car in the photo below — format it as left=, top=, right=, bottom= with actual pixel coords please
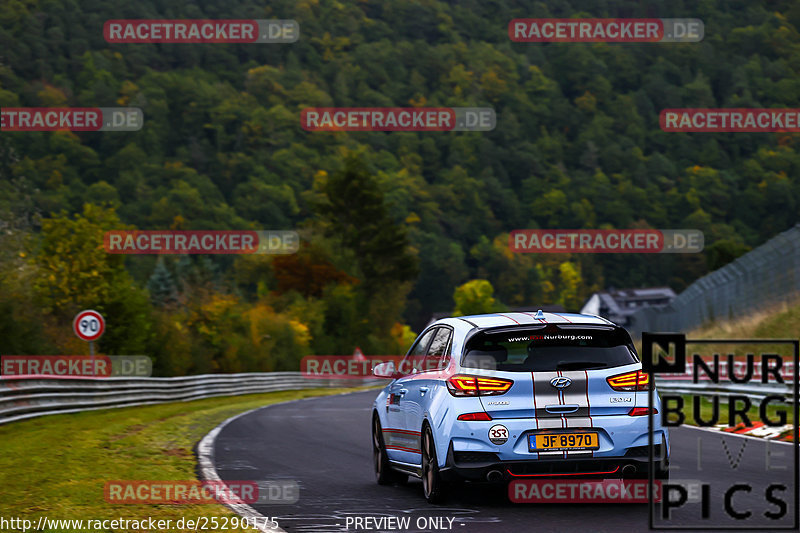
left=371, top=311, right=669, bottom=502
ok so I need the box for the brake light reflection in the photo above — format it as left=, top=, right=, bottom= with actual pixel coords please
left=457, top=412, right=493, bottom=421
left=628, top=407, right=658, bottom=416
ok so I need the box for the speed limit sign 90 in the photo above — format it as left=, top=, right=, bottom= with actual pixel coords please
left=73, top=310, right=105, bottom=342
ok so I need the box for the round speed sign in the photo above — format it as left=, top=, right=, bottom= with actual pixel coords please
left=73, top=309, right=105, bottom=342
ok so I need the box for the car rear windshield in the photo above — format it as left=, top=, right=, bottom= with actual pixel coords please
left=461, top=326, right=638, bottom=372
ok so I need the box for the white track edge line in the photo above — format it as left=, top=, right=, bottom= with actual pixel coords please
left=196, top=389, right=375, bottom=533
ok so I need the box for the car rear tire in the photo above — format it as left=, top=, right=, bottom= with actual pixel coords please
left=656, top=462, right=670, bottom=481
left=373, top=415, right=407, bottom=485
left=421, top=424, right=447, bottom=503
left=656, top=435, right=670, bottom=481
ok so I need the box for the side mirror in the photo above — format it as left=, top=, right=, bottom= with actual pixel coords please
left=373, top=361, right=396, bottom=379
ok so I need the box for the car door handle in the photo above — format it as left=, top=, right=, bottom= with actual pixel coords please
left=399, top=388, right=408, bottom=396
left=419, top=387, right=429, bottom=394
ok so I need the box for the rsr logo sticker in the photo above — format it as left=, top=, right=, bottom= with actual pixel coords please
left=489, top=424, right=509, bottom=445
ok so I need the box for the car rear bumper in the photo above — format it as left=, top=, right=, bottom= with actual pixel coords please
left=441, top=441, right=668, bottom=482
left=443, top=415, right=669, bottom=464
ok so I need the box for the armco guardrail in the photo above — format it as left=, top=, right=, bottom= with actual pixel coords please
left=655, top=378, right=795, bottom=403
left=0, top=373, right=381, bottom=426
left=1, top=373, right=791, bottom=427
left=654, top=357, right=796, bottom=402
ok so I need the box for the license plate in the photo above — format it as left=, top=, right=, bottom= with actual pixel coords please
left=528, top=432, right=600, bottom=451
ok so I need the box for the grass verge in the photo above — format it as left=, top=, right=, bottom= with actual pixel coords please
left=0, top=387, right=370, bottom=532
left=671, top=394, right=794, bottom=441
left=675, top=394, right=790, bottom=429
left=690, top=297, right=800, bottom=340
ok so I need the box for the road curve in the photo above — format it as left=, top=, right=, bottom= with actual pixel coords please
left=211, top=390, right=796, bottom=533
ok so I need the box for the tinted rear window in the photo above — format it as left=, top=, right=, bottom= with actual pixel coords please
left=461, top=326, right=637, bottom=372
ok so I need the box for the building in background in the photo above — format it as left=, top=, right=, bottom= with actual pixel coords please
left=580, top=287, right=676, bottom=327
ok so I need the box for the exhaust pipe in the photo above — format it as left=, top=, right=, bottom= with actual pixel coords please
left=486, top=470, right=503, bottom=482
left=621, top=464, right=637, bottom=478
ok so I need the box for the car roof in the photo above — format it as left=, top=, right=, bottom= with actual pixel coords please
left=433, top=311, right=614, bottom=330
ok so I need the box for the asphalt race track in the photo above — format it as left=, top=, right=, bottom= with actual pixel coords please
left=212, top=390, right=797, bottom=533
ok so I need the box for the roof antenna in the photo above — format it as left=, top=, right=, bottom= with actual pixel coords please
left=535, top=309, right=545, bottom=320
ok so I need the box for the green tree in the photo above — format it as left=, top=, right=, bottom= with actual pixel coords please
left=147, top=257, right=178, bottom=308
left=30, top=204, right=153, bottom=355
left=556, top=262, right=583, bottom=312
left=452, top=279, right=506, bottom=317
left=706, top=239, right=752, bottom=271
left=316, top=155, right=418, bottom=292
left=315, top=154, right=419, bottom=348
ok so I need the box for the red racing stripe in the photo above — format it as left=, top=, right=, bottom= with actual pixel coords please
left=385, top=445, right=421, bottom=454
left=498, top=313, right=520, bottom=324
left=383, top=428, right=421, bottom=435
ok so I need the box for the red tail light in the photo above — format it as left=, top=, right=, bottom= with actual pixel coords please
left=457, top=412, right=493, bottom=421
left=606, top=370, right=650, bottom=391
left=629, top=407, right=658, bottom=416
left=447, top=375, right=514, bottom=396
